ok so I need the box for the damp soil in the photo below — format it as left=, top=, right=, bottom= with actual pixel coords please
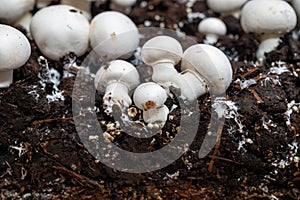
left=1, top=0, right=300, bottom=199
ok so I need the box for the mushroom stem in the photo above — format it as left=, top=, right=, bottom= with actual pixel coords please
left=204, top=34, right=218, bottom=44
left=143, top=105, right=169, bottom=124
left=173, top=70, right=207, bottom=101
left=103, top=82, right=131, bottom=108
left=0, top=70, right=13, bottom=88
left=256, top=34, right=281, bottom=61
left=152, top=62, right=179, bottom=87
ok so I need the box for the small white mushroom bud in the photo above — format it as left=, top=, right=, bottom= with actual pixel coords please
left=94, top=60, right=140, bottom=111
left=133, top=82, right=169, bottom=124
left=60, top=0, right=92, bottom=20
left=141, top=36, right=183, bottom=87
left=198, top=17, right=227, bottom=44
left=0, top=0, right=35, bottom=24
left=30, top=5, right=90, bottom=61
left=174, top=44, right=233, bottom=101
left=241, top=0, right=297, bottom=61
left=90, top=11, right=139, bottom=60
left=110, top=0, right=137, bottom=14
left=0, top=24, right=31, bottom=88
left=207, top=0, right=248, bottom=19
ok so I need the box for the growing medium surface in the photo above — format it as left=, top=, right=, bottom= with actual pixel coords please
left=0, top=0, right=300, bottom=199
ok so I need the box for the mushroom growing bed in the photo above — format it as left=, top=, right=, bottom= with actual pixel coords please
left=0, top=0, right=300, bottom=199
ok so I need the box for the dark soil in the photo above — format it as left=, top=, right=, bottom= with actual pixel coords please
left=1, top=0, right=300, bottom=199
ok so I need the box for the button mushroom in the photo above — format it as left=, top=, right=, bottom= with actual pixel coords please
left=198, top=17, right=227, bottom=44
left=30, top=5, right=90, bottom=61
left=133, top=82, right=169, bottom=124
left=207, top=0, right=248, bottom=18
left=0, top=24, right=31, bottom=88
left=90, top=11, right=139, bottom=60
left=0, top=0, right=35, bottom=24
left=110, top=0, right=137, bottom=14
left=175, top=44, right=233, bottom=101
left=240, top=0, right=297, bottom=61
left=94, top=60, right=140, bottom=111
left=141, top=35, right=183, bottom=88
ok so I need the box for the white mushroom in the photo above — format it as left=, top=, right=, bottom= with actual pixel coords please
left=141, top=36, right=183, bottom=87
left=110, top=0, right=137, bottom=14
left=94, top=60, right=140, bottom=111
left=90, top=11, right=139, bottom=60
left=174, top=44, right=233, bottom=101
left=207, top=0, right=248, bottom=18
left=30, top=5, right=90, bottom=61
left=0, top=0, right=35, bottom=24
left=133, top=82, right=169, bottom=124
left=291, top=0, right=300, bottom=25
left=241, top=0, right=297, bottom=61
left=60, top=0, right=92, bottom=20
left=198, top=17, right=227, bottom=44
left=36, top=0, right=53, bottom=9
left=0, top=24, right=31, bottom=88
left=14, top=12, right=32, bottom=37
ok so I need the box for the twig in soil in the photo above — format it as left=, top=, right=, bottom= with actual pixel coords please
left=240, top=67, right=259, bottom=78
left=208, top=155, right=241, bottom=165
left=207, top=124, right=223, bottom=172
left=247, top=88, right=264, bottom=103
left=52, top=165, right=101, bottom=188
left=32, top=117, right=73, bottom=125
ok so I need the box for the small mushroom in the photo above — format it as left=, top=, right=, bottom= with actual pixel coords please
left=141, top=36, right=183, bottom=87
left=198, top=17, right=227, bottom=44
left=30, top=5, right=90, bottom=61
left=207, top=0, right=248, bottom=18
left=110, top=0, right=137, bottom=14
left=0, top=0, right=35, bottom=24
left=94, top=60, right=140, bottom=111
left=90, top=11, right=139, bottom=60
left=0, top=24, right=31, bottom=88
left=36, top=0, right=53, bottom=9
left=60, top=0, right=92, bottom=20
left=241, top=0, right=297, bottom=61
left=133, top=82, right=169, bottom=124
left=174, top=44, right=233, bottom=101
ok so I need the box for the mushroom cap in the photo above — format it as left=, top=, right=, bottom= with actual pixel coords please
left=133, top=82, right=168, bottom=111
left=0, top=0, right=35, bottom=24
left=198, top=17, right=227, bottom=36
left=141, top=36, right=183, bottom=66
left=94, top=60, right=139, bottom=90
left=0, top=24, right=31, bottom=71
left=207, top=0, right=248, bottom=13
left=292, top=0, right=300, bottom=23
left=90, top=11, right=139, bottom=59
left=60, top=0, right=91, bottom=20
left=111, top=0, right=136, bottom=7
left=30, top=5, right=90, bottom=61
left=241, top=0, right=297, bottom=35
left=181, top=44, right=232, bottom=95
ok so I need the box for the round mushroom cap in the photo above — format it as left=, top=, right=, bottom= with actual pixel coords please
left=90, top=11, right=139, bottom=59
left=207, top=0, right=248, bottom=13
left=94, top=60, right=139, bottom=90
left=198, top=17, right=227, bottom=36
left=133, top=82, right=167, bottom=111
left=111, top=0, right=136, bottom=7
left=181, top=44, right=232, bottom=95
left=30, top=5, right=90, bottom=61
left=241, top=0, right=297, bottom=35
left=141, top=36, right=183, bottom=66
left=0, top=0, right=35, bottom=24
left=0, top=24, right=31, bottom=71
